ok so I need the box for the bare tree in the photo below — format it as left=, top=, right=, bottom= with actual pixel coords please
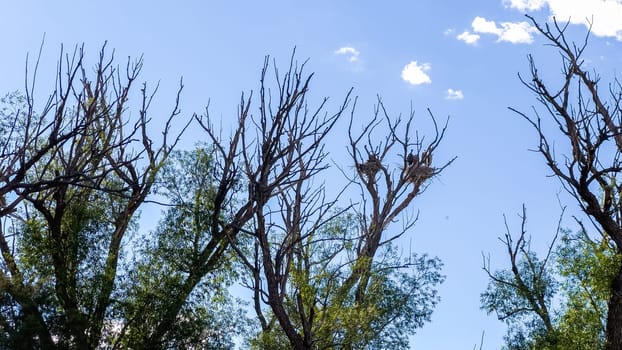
left=201, top=54, right=351, bottom=349
left=515, top=15, right=622, bottom=349
left=343, top=100, right=454, bottom=304
left=0, top=43, right=101, bottom=348
left=0, top=48, right=99, bottom=347
left=0, top=43, right=186, bottom=349
left=226, top=54, right=452, bottom=348
left=247, top=60, right=351, bottom=349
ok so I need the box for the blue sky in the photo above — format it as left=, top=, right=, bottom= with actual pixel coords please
left=2, top=1, right=622, bottom=349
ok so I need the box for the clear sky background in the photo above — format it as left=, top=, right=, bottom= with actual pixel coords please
left=2, top=1, right=622, bottom=349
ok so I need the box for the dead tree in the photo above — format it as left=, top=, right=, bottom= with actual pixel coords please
left=239, top=85, right=453, bottom=348
left=235, top=55, right=351, bottom=349
left=168, top=43, right=451, bottom=348
left=239, top=97, right=453, bottom=349
left=240, top=92, right=349, bottom=348
left=0, top=43, right=186, bottom=349
left=516, top=15, right=622, bottom=350
left=344, top=98, right=454, bottom=303
left=118, top=52, right=349, bottom=349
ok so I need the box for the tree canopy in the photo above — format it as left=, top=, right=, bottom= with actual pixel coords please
left=3, top=14, right=622, bottom=350
left=0, top=46, right=450, bottom=349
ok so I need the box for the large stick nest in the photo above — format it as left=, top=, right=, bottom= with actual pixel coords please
left=357, top=154, right=382, bottom=179
left=404, top=151, right=435, bottom=186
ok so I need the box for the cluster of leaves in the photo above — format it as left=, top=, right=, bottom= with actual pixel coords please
left=555, top=231, right=619, bottom=349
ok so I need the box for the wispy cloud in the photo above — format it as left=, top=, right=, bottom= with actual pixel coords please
left=334, top=46, right=360, bottom=62
left=401, top=61, right=431, bottom=85
left=505, top=0, right=622, bottom=40
left=445, top=89, right=464, bottom=100
left=457, top=31, right=480, bottom=45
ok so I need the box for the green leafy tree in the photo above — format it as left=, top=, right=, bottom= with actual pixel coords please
left=0, top=44, right=186, bottom=349
left=117, top=148, right=249, bottom=349
left=481, top=207, right=559, bottom=350
left=248, top=211, right=444, bottom=350
left=482, top=207, right=619, bottom=350
left=555, top=229, right=619, bottom=349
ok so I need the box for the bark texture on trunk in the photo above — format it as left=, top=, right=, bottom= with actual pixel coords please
left=606, top=262, right=622, bottom=350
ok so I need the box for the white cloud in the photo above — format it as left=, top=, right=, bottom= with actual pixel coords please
left=445, top=89, right=464, bottom=100
left=456, top=31, right=480, bottom=44
left=503, top=0, right=546, bottom=11
left=470, top=16, right=537, bottom=44
left=545, top=0, right=622, bottom=40
left=504, top=0, right=622, bottom=40
left=472, top=16, right=501, bottom=35
left=334, top=46, right=360, bottom=62
left=401, top=61, right=431, bottom=85
left=497, top=21, right=537, bottom=43
left=444, top=28, right=455, bottom=36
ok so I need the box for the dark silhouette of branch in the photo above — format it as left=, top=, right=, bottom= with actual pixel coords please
left=516, top=15, right=622, bottom=349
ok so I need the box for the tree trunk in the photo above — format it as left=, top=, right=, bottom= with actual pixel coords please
left=606, top=261, right=622, bottom=350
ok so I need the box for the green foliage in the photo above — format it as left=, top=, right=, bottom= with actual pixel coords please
left=555, top=231, right=619, bottom=350
left=0, top=186, right=120, bottom=347
left=481, top=253, right=557, bottom=318
left=1, top=55, right=446, bottom=349
left=481, top=252, right=558, bottom=349
left=119, top=147, right=249, bottom=349
left=483, top=228, right=619, bottom=350
left=250, top=212, right=444, bottom=350
left=0, top=91, right=27, bottom=142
